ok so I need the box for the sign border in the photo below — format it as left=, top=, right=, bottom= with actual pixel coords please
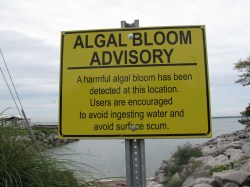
left=59, top=25, right=211, bottom=138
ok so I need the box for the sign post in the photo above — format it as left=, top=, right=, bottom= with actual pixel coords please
left=122, top=20, right=146, bottom=187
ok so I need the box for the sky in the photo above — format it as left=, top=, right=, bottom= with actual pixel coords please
left=0, top=0, right=249, bottom=122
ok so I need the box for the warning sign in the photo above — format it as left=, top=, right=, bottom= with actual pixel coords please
left=59, top=26, right=211, bottom=139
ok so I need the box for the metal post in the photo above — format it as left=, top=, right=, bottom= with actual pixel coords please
left=122, top=20, right=147, bottom=187
left=125, top=139, right=146, bottom=187
left=21, top=109, right=39, bottom=150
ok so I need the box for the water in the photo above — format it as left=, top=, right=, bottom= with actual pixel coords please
left=53, top=118, right=244, bottom=179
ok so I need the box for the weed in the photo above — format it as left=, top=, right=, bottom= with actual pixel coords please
left=173, top=143, right=202, bottom=166
left=208, top=163, right=232, bottom=177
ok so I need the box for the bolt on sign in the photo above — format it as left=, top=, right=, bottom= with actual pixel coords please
left=59, top=25, right=212, bottom=139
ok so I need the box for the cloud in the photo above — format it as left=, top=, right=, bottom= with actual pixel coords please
left=0, top=30, right=58, bottom=121
left=1, top=0, right=250, bottom=121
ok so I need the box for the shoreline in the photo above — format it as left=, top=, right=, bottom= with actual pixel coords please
left=93, top=124, right=250, bottom=187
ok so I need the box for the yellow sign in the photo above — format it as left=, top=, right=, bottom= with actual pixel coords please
left=59, top=26, right=211, bottom=139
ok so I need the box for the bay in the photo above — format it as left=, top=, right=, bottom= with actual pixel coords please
left=53, top=117, right=244, bottom=180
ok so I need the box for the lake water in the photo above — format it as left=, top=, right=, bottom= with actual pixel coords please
left=53, top=117, right=244, bottom=180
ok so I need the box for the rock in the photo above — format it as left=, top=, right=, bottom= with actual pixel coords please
left=227, top=141, right=242, bottom=149
left=160, top=160, right=169, bottom=170
left=210, top=178, right=221, bottom=187
left=35, top=132, right=46, bottom=141
left=155, top=172, right=165, bottom=183
left=208, top=147, right=227, bottom=157
left=202, top=146, right=212, bottom=156
left=180, top=162, right=198, bottom=179
left=222, top=182, right=239, bottom=187
left=52, top=134, right=58, bottom=140
left=226, top=136, right=240, bottom=143
left=242, top=142, right=250, bottom=157
left=233, top=161, right=245, bottom=171
left=147, top=180, right=163, bottom=187
left=212, top=169, right=249, bottom=185
left=169, top=172, right=182, bottom=183
left=217, top=138, right=227, bottom=146
left=190, top=155, right=213, bottom=165
left=93, top=178, right=163, bottom=187
left=224, top=148, right=244, bottom=161
left=47, top=135, right=53, bottom=141
left=147, top=177, right=155, bottom=181
left=183, top=177, right=212, bottom=187
left=182, top=176, right=195, bottom=187
left=166, top=172, right=183, bottom=186
left=238, top=132, right=249, bottom=139
left=240, top=161, right=250, bottom=172
left=155, top=169, right=165, bottom=175
left=42, top=137, right=49, bottom=143
left=92, top=179, right=126, bottom=187
left=39, top=132, right=46, bottom=138
left=116, top=180, right=126, bottom=186
left=193, top=184, right=212, bottom=187
left=206, top=155, right=229, bottom=168
left=190, top=165, right=208, bottom=179
left=194, top=177, right=211, bottom=185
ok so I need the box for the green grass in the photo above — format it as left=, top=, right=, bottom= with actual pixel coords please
left=0, top=127, right=29, bottom=136
left=0, top=127, right=57, bottom=136
left=208, top=163, right=233, bottom=177
left=0, top=128, right=90, bottom=187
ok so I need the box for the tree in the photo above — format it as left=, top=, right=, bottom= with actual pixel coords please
left=245, top=103, right=250, bottom=117
left=234, top=55, right=250, bottom=86
left=240, top=103, right=250, bottom=118
left=239, top=104, right=250, bottom=122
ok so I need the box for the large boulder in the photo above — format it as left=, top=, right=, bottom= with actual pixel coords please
left=155, top=170, right=166, bottom=184
left=224, top=148, right=244, bottom=161
left=206, top=155, right=229, bottom=168
left=240, top=161, right=250, bottom=172
left=212, top=169, right=249, bottom=185
left=227, top=141, right=242, bottom=149
left=242, top=142, right=250, bottom=157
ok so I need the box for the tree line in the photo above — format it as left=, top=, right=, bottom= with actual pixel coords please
left=234, top=55, right=250, bottom=118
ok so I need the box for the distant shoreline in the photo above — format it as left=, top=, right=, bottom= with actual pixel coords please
left=31, top=116, right=243, bottom=125
left=212, top=116, right=242, bottom=119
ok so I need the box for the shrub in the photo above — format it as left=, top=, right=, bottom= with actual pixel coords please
left=167, top=178, right=183, bottom=187
left=173, top=143, right=203, bottom=166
